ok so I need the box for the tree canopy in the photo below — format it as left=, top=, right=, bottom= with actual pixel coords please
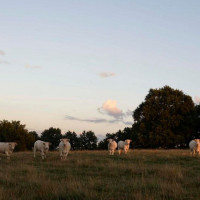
left=40, top=127, right=62, bottom=150
left=79, top=131, right=98, bottom=150
left=0, top=120, right=36, bottom=150
left=132, top=86, right=195, bottom=148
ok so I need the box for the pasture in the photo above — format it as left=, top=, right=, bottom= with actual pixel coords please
left=0, top=150, right=200, bottom=200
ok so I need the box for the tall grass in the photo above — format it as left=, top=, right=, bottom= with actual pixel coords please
left=0, top=150, right=199, bottom=200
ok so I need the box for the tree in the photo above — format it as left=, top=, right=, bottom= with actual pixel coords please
left=29, top=131, right=39, bottom=141
left=115, top=128, right=133, bottom=142
left=64, top=131, right=79, bottom=150
left=40, top=127, right=62, bottom=150
left=0, top=120, right=35, bottom=150
left=192, top=104, right=200, bottom=138
left=79, top=131, right=98, bottom=150
left=133, top=86, right=195, bottom=148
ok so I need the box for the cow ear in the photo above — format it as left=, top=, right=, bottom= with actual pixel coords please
left=15, top=142, right=18, bottom=146
left=49, top=142, right=52, bottom=145
left=67, top=139, right=70, bottom=142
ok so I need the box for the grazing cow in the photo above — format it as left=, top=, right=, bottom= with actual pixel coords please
left=59, top=138, right=71, bottom=160
left=118, top=139, right=132, bottom=155
left=189, top=139, right=200, bottom=156
left=107, top=139, right=117, bottom=155
left=0, top=142, right=17, bottom=160
left=34, top=140, right=51, bottom=160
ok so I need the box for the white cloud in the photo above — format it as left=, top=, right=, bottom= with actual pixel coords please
left=99, top=72, right=116, bottom=78
left=194, top=96, right=200, bottom=104
left=98, top=99, right=124, bottom=119
left=0, top=50, right=5, bottom=55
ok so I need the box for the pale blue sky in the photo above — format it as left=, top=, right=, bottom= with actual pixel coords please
left=0, top=0, right=199, bottom=138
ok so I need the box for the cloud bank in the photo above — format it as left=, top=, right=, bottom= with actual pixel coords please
left=65, top=115, right=121, bottom=124
left=65, top=100, right=133, bottom=126
left=65, top=115, right=132, bottom=125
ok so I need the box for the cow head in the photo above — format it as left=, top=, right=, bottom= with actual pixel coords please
left=107, top=139, right=114, bottom=144
left=125, top=139, right=132, bottom=145
left=43, top=142, right=51, bottom=151
left=8, top=142, right=17, bottom=151
left=60, top=138, right=70, bottom=147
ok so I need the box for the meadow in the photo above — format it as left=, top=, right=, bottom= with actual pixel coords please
left=0, top=150, right=200, bottom=200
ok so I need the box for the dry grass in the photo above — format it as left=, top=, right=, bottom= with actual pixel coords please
left=0, top=150, right=200, bottom=200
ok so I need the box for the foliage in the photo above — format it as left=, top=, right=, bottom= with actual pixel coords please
left=40, top=127, right=62, bottom=150
left=79, top=131, right=98, bottom=150
left=29, top=131, right=39, bottom=141
left=0, top=120, right=36, bottom=150
left=132, top=86, right=195, bottom=148
left=192, top=104, right=200, bottom=138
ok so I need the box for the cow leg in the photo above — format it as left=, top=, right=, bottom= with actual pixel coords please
left=60, top=151, right=63, bottom=160
left=5, top=152, right=10, bottom=160
left=41, top=151, right=45, bottom=160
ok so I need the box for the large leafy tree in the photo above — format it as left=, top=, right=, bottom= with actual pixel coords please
left=133, top=86, right=195, bottom=148
left=193, top=104, right=200, bottom=138
left=79, top=131, right=98, bottom=150
left=0, top=120, right=35, bottom=150
left=40, top=127, right=62, bottom=150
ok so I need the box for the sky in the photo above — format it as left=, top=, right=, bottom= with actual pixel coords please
left=0, top=0, right=199, bottom=138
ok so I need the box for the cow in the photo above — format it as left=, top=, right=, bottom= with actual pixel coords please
left=33, top=140, right=51, bottom=160
left=118, top=139, right=132, bottom=155
left=0, top=142, right=17, bottom=160
left=59, top=138, right=71, bottom=160
left=107, top=139, right=117, bottom=155
left=189, top=139, right=200, bottom=156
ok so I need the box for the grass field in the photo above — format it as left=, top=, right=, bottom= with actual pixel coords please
left=0, top=150, right=200, bottom=200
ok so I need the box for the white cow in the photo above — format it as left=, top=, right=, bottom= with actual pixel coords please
left=34, top=140, right=51, bottom=160
left=107, top=139, right=117, bottom=155
left=0, top=142, right=17, bottom=159
left=118, top=139, right=132, bottom=155
left=189, top=139, right=200, bottom=156
left=59, top=138, right=71, bottom=160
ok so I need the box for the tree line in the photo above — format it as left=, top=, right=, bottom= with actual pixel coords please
left=0, top=122, right=98, bottom=151
left=0, top=86, right=199, bottom=150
